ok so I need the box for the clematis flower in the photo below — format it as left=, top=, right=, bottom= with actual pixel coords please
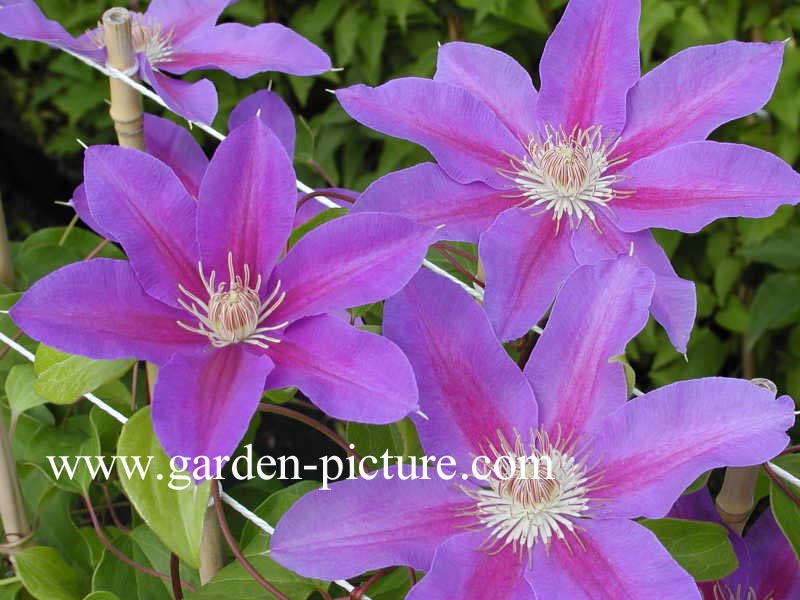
left=270, top=257, right=794, bottom=599
left=339, top=0, right=800, bottom=351
left=670, top=488, right=800, bottom=600
left=11, top=116, right=434, bottom=466
left=0, top=0, right=331, bottom=123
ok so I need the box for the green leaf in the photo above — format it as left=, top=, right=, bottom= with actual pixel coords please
left=640, top=518, right=738, bottom=581
left=287, top=208, right=348, bottom=248
left=739, top=227, right=800, bottom=270
left=769, top=455, right=800, bottom=563
left=0, top=578, right=22, bottom=600
left=33, top=345, right=133, bottom=405
left=747, top=274, right=800, bottom=348
left=5, top=364, right=48, bottom=418
left=15, top=546, right=81, bottom=600
left=346, top=418, right=423, bottom=462
left=116, top=407, right=210, bottom=569
left=83, top=593, right=121, bottom=600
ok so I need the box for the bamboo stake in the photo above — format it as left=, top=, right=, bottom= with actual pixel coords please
left=103, top=7, right=145, bottom=150
left=198, top=508, right=224, bottom=584
left=0, top=410, right=31, bottom=556
left=716, top=378, right=778, bottom=533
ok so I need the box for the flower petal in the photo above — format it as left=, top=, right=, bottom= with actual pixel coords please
left=615, top=141, right=800, bottom=234
left=152, top=345, right=272, bottom=470
left=744, top=509, right=800, bottom=599
left=10, top=259, right=200, bottom=364
left=143, top=113, right=208, bottom=199
left=228, top=90, right=296, bottom=158
left=167, top=23, right=330, bottom=77
left=570, top=220, right=696, bottom=353
left=268, top=213, right=434, bottom=324
left=264, top=315, right=418, bottom=424
left=384, top=270, right=538, bottom=467
left=621, top=41, right=785, bottom=162
left=407, top=532, right=533, bottom=600
left=354, top=163, right=515, bottom=244
left=525, top=258, right=654, bottom=440
left=294, top=188, right=351, bottom=228
left=336, top=79, right=524, bottom=188
left=83, top=145, right=200, bottom=307
left=537, top=0, right=640, bottom=133
left=590, top=378, right=794, bottom=519
left=144, top=0, right=232, bottom=41
left=480, top=209, right=577, bottom=341
left=70, top=183, right=116, bottom=242
left=140, top=61, right=218, bottom=125
left=527, top=519, right=700, bottom=599
left=197, top=116, right=296, bottom=279
left=271, top=474, right=473, bottom=579
left=434, top=42, right=538, bottom=140
left=0, top=0, right=103, bottom=58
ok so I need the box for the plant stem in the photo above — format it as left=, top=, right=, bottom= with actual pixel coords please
left=198, top=506, right=224, bottom=584
left=0, top=411, right=30, bottom=562
left=210, top=481, right=291, bottom=600
left=170, top=553, right=184, bottom=600
left=103, top=7, right=145, bottom=150
left=258, top=403, right=360, bottom=460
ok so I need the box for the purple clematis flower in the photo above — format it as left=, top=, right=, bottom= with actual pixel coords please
left=11, top=116, right=434, bottom=466
left=0, top=0, right=331, bottom=123
left=270, top=257, right=794, bottom=599
left=339, top=0, right=800, bottom=352
left=671, top=488, right=800, bottom=599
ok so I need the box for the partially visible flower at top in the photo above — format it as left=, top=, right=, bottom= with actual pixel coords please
left=11, top=116, right=433, bottom=469
left=339, top=0, right=800, bottom=352
left=271, top=257, right=795, bottom=599
left=0, top=0, right=331, bottom=123
left=670, top=488, right=800, bottom=600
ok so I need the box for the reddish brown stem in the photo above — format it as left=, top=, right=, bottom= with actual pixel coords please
left=170, top=553, right=184, bottom=600
left=82, top=494, right=196, bottom=593
left=297, top=190, right=357, bottom=210
left=432, top=244, right=483, bottom=288
left=764, top=463, right=800, bottom=508
left=434, top=242, right=476, bottom=263
left=210, top=482, right=291, bottom=600
left=0, top=329, right=23, bottom=360
left=258, top=403, right=360, bottom=461
left=780, top=445, right=800, bottom=456
left=102, top=485, right=130, bottom=534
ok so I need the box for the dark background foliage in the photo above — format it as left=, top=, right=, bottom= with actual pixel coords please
left=1, top=1, right=800, bottom=598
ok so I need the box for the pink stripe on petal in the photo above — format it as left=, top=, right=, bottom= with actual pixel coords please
left=537, top=0, right=640, bottom=133
left=528, top=519, right=700, bottom=599
left=615, top=141, right=800, bottom=234
left=337, top=79, right=525, bottom=189
left=481, top=209, right=578, bottom=341
left=526, top=257, right=654, bottom=440
left=590, top=378, right=794, bottom=519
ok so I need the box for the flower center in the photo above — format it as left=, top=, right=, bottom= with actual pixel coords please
left=176, top=252, right=288, bottom=350
left=462, top=429, right=594, bottom=558
left=504, top=125, right=630, bottom=231
left=88, top=14, right=175, bottom=65
left=713, top=583, right=769, bottom=600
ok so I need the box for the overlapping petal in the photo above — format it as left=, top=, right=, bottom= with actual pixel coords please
left=615, top=142, right=800, bottom=233
left=9, top=259, right=200, bottom=364
left=384, top=270, right=538, bottom=466
left=337, top=79, right=524, bottom=188
left=621, top=41, right=785, bottom=162
left=197, top=116, right=296, bottom=278
left=264, top=315, right=418, bottom=424
left=167, top=23, right=331, bottom=77
left=537, top=0, right=640, bottom=133
left=407, top=532, right=533, bottom=600
left=268, top=213, right=434, bottom=324
left=481, top=209, right=577, bottom=341
left=354, top=163, right=515, bottom=244
left=83, top=145, right=200, bottom=307
left=152, top=344, right=272, bottom=470
left=525, top=257, right=654, bottom=440
left=143, top=113, right=208, bottom=199
left=144, top=0, right=233, bottom=41
left=527, top=519, right=700, bottom=599
left=140, top=61, right=218, bottom=125
left=229, top=90, right=296, bottom=157
left=70, top=183, right=116, bottom=242
left=590, top=378, right=794, bottom=518
left=271, top=474, right=473, bottom=579
left=570, top=219, right=696, bottom=353
left=434, top=42, right=538, bottom=140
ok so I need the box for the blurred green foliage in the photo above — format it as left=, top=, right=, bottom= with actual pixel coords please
left=2, top=0, right=800, bottom=597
